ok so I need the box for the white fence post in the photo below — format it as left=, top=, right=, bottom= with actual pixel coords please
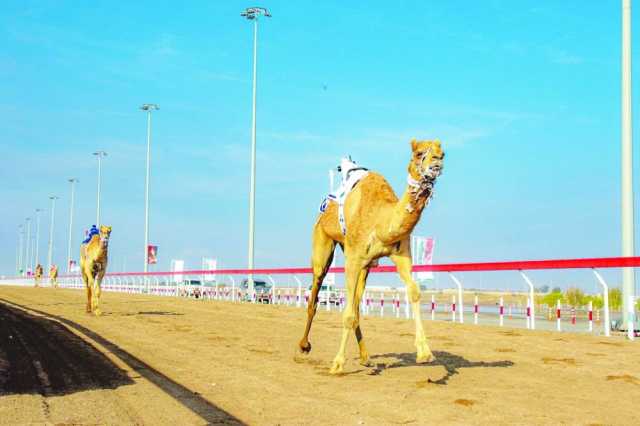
left=449, top=273, right=464, bottom=324
left=520, top=271, right=536, bottom=330
left=592, top=269, right=611, bottom=337
left=556, top=299, right=562, bottom=332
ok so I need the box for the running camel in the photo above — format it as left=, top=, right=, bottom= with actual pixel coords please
left=298, top=139, right=444, bottom=374
left=80, top=225, right=112, bottom=316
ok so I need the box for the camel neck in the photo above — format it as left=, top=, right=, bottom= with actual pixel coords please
left=380, top=176, right=433, bottom=244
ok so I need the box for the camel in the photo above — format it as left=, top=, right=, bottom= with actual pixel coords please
left=298, top=139, right=444, bottom=374
left=49, top=265, right=59, bottom=288
left=80, top=225, right=111, bottom=316
left=34, top=264, right=43, bottom=287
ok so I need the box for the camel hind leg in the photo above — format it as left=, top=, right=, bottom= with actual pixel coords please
left=298, top=223, right=336, bottom=354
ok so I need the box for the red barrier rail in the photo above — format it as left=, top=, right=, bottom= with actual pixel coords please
left=51, top=255, right=640, bottom=278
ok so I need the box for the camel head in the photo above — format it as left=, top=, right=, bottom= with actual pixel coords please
left=409, top=139, right=444, bottom=182
left=99, top=225, right=112, bottom=249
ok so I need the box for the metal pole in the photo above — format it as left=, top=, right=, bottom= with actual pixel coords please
left=622, top=0, right=637, bottom=332
left=25, top=218, right=31, bottom=275
left=97, top=156, right=102, bottom=225
left=593, top=269, right=611, bottom=337
left=141, top=106, right=158, bottom=275
left=66, top=179, right=77, bottom=273
left=520, top=271, right=536, bottom=330
left=47, top=196, right=58, bottom=271
left=17, top=225, right=24, bottom=275
left=247, top=17, right=259, bottom=299
left=449, top=273, right=464, bottom=323
left=34, top=209, right=42, bottom=270
left=94, top=151, right=107, bottom=225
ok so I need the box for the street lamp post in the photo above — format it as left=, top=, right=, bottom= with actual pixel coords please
left=241, top=6, right=271, bottom=298
left=47, top=196, right=59, bottom=272
left=67, top=178, right=78, bottom=273
left=140, top=104, right=159, bottom=275
left=17, top=225, right=24, bottom=275
left=621, top=0, right=636, bottom=334
left=93, top=151, right=107, bottom=226
left=34, top=208, right=42, bottom=270
left=25, top=217, right=31, bottom=276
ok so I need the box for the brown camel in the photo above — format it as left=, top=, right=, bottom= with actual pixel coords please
left=80, top=225, right=111, bottom=316
left=49, top=264, right=59, bottom=288
left=298, top=139, right=444, bottom=374
left=34, top=264, right=43, bottom=287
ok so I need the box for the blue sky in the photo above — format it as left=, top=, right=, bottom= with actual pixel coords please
left=1, top=1, right=639, bottom=293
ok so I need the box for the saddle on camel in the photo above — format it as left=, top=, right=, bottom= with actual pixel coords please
left=80, top=224, right=112, bottom=316
left=298, top=139, right=444, bottom=374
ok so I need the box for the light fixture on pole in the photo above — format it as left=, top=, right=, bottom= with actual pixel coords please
left=241, top=6, right=271, bottom=299
left=140, top=103, right=159, bottom=275
left=34, top=208, right=42, bottom=270
left=47, top=196, right=59, bottom=272
left=25, top=217, right=32, bottom=276
left=621, top=0, right=636, bottom=334
left=67, top=178, right=78, bottom=273
left=93, top=151, right=107, bottom=226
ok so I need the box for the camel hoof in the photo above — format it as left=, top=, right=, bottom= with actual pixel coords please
left=298, top=341, right=312, bottom=354
left=93, top=309, right=102, bottom=317
left=359, top=356, right=372, bottom=367
left=416, top=352, right=435, bottom=364
left=329, top=361, right=344, bottom=376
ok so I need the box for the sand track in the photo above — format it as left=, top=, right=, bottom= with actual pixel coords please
left=0, top=286, right=638, bottom=425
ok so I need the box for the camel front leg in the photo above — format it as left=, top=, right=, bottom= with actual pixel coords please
left=92, top=273, right=103, bottom=316
left=354, top=268, right=370, bottom=366
left=83, top=271, right=93, bottom=313
left=330, top=260, right=361, bottom=375
left=391, top=253, right=434, bottom=364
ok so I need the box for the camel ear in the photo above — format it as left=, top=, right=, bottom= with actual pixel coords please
left=411, top=139, right=418, bottom=152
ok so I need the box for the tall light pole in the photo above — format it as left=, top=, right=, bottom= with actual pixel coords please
left=67, top=178, right=78, bottom=273
left=93, top=151, right=107, bottom=226
left=140, top=104, right=159, bottom=274
left=17, top=224, right=24, bottom=275
left=47, top=196, right=59, bottom=271
left=25, top=217, right=32, bottom=275
left=34, top=208, right=42, bottom=270
left=241, top=6, right=271, bottom=297
left=621, top=0, right=636, bottom=333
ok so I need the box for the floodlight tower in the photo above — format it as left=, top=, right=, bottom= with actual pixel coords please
left=47, top=196, right=59, bottom=271
left=621, top=0, right=636, bottom=335
left=25, top=217, right=31, bottom=275
left=17, top=225, right=24, bottom=275
left=140, top=103, right=159, bottom=274
left=34, top=208, right=42, bottom=270
left=93, top=151, right=107, bottom=226
left=241, top=6, right=271, bottom=298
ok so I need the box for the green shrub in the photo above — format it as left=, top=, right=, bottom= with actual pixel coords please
left=564, top=287, right=586, bottom=308
left=608, top=287, right=622, bottom=311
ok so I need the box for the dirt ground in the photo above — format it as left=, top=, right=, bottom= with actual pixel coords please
left=0, top=286, right=639, bottom=425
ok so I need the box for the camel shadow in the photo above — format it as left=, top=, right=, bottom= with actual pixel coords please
left=370, top=351, right=514, bottom=385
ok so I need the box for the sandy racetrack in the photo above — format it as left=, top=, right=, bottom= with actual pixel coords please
left=0, top=286, right=638, bottom=425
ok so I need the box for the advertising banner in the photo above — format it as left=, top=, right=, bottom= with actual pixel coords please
left=147, top=245, right=158, bottom=265
left=412, top=236, right=435, bottom=280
